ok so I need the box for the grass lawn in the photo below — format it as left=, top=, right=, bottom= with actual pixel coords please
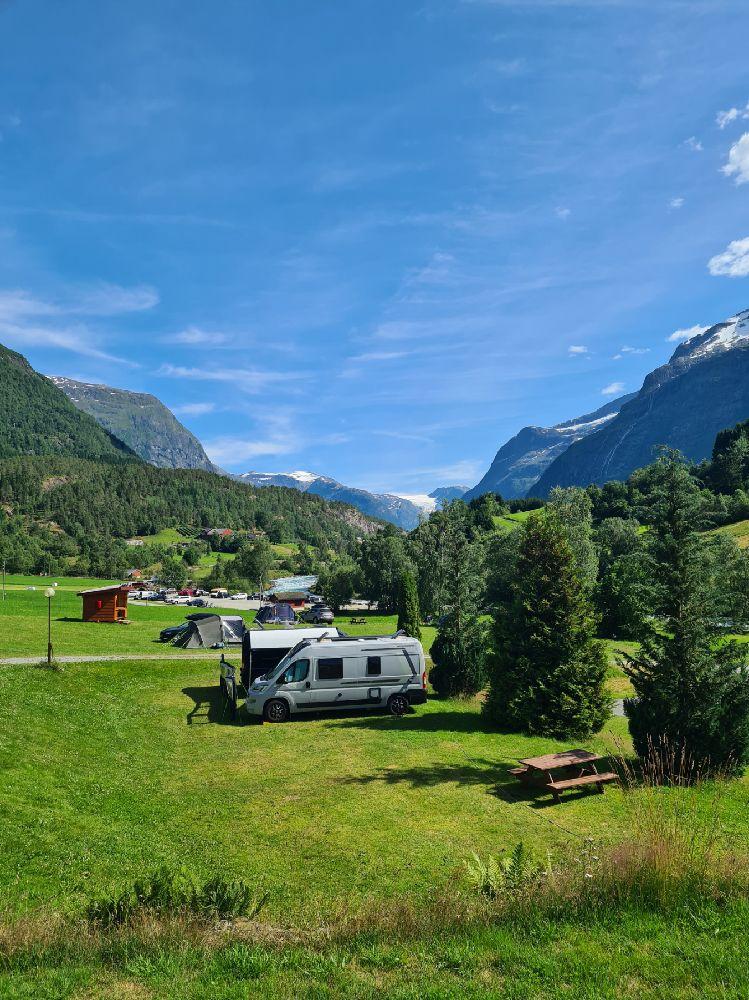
left=191, top=551, right=237, bottom=579
left=4, top=904, right=749, bottom=998
left=709, top=519, right=749, bottom=548
left=492, top=510, right=533, bottom=533
left=0, top=588, right=255, bottom=658
left=3, top=657, right=749, bottom=921
left=0, top=589, right=434, bottom=660
left=131, top=527, right=192, bottom=545
left=1, top=657, right=749, bottom=996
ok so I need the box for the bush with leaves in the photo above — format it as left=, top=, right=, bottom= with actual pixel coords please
left=316, top=559, right=362, bottom=613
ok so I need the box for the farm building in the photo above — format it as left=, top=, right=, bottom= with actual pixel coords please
left=266, top=575, right=318, bottom=609
left=78, top=584, right=131, bottom=623
left=200, top=527, right=234, bottom=540
left=268, top=590, right=308, bottom=609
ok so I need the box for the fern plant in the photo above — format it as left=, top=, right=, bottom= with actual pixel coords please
left=465, top=842, right=540, bottom=898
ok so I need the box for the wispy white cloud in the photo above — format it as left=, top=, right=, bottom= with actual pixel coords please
left=716, top=102, right=749, bottom=129
left=684, top=136, right=703, bottom=152
left=568, top=344, right=588, bottom=355
left=157, top=363, right=308, bottom=392
left=167, top=326, right=230, bottom=346
left=171, top=401, right=216, bottom=417
left=667, top=324, right=708, bottom=342
left=669, top=197, right=684, bottom=209
left=620, top=345, right=650, bottom=355
left=373, top=428, right=434, bottom=445
left=722, top=133, right=749, bottom=184
left=204, top=435, right=297, bottom=465
left=707, top=237, right=749, bottom=277
left=601, top=381, right=625, bottom=396
left=348, top=350, right=409, bottom=363
left=555, top=206, right=572, bottom=220
left=0, top=283, right=157, bottom=364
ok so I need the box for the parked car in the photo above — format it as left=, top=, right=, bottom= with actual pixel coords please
left=159, top=623, right=189, bottom=643
left=230, top=592, right=248, bottom=601
left=210, top=588, right=229, bottom=599
left=301, top=605, right=335, bottom=625
left=307, top=593, right=325, bottom=605
left=187, top=597, right=210, bottom=607
left=178, top=588, right=196, bottom=597
left=241, top=634, right=427, bottom=722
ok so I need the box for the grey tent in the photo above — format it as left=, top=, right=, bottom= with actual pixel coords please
left=172, top=614, right=245, bottom=649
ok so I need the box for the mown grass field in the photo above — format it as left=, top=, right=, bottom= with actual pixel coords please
left=0, top=583, right=435, bottom=659
left=1, top=655, right=748, bottom=996
left=2, top=577, right=747, bottom=996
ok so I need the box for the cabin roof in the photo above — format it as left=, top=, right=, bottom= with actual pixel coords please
left=77, top=584, right=131, bottom=596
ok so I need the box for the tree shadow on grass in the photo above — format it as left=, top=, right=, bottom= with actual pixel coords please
left=325, top=710, right=489, bottom=735
left=337, top=756, right=614, bottom=809
left=182, top=685, right=243, bottom=726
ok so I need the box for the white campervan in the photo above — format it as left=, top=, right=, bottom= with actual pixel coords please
left=241, top=633, right=427, bottom=722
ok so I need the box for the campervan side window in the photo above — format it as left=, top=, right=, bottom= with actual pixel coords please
left=317, top=657, right=343, bottom=681
left=366, top=656, right=381, bottom=676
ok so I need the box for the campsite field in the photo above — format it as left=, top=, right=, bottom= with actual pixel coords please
left=1, top=656, right=748, bottom=996
left=0, top=581, right=439, bottom=659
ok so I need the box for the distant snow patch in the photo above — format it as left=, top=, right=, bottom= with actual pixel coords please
left=392, top=493, right=437, bottom=515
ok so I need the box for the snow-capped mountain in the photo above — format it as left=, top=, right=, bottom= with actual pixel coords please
left=532, top=308, right=749, bottom=495
left=464, top=395, right=636, bottom=501
left=234, top=470, right=428, bottom=530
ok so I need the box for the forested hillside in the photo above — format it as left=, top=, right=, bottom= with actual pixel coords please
left=0, top=457, right=382, bottom=577
left=0, top=344, right=134, bottom=461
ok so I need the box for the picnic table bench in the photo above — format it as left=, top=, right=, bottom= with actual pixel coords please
left=349, top=617, right=366, bottom=624
left=511, top=749, right=617, bottom=804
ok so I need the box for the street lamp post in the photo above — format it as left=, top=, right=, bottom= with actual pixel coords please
left=44, top=586, right=56, bottom=665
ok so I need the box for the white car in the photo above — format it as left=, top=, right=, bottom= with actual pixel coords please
left=230, top=592, right=248, bottom=601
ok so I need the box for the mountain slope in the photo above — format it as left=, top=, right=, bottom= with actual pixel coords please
left=464, top=395, right=636, bottom=501
left=49, top=377, right=217, bottom=472
left=235, top=470, right=424, bottom=530
left=0, top=344, right=134, bottom=461
left=533, top=309, right=749, bottom=495
left=429, top=485, right=468, bottom=502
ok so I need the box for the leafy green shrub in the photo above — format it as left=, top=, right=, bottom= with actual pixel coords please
left=86, top=868, right=268, bottom=927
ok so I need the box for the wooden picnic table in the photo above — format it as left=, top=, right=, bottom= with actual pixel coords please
left=509, top=749, right=618, bottom=804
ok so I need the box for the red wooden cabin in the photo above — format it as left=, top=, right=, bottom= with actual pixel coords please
left=78, top=584, right=131, bottom=623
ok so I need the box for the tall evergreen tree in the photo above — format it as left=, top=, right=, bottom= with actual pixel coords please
left=429, top=514, right=488, bottom=697
left=396, top=568, right=421, bottom=639
left=484, top=511, right=610, bottom=738
left=547, top=486, right=598, bottom=589
left=624, top=451, right=749, bottom=777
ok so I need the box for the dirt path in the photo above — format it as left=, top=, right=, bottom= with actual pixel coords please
left=0, top=653, right=221, bottom=666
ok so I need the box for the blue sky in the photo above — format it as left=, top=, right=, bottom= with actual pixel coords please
left=2, top=0, right=749, bottom=494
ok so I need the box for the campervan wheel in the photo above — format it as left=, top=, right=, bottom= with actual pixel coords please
left=263, top=699, right=290, bottom=723
left=387, top=694, right=409, bottom=717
